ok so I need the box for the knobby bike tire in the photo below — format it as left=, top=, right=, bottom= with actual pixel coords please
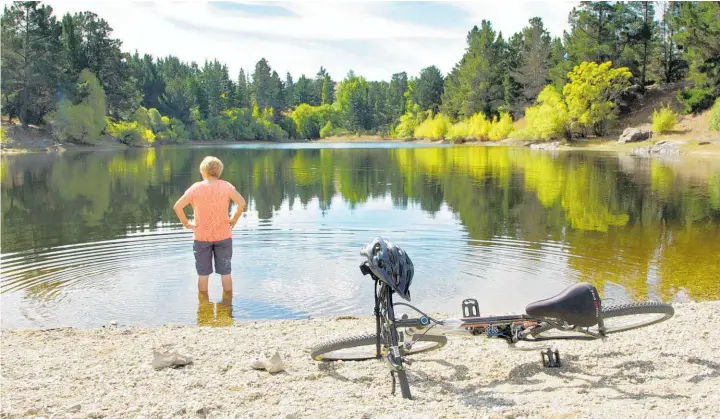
left=531, top=302, right=674, bottom=337
left=310, top=333, right=447, bottom=361
left=598, top=302, right=674, bottom=334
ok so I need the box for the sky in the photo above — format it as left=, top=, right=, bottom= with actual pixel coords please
left=43, top=0, right=582, bottom=82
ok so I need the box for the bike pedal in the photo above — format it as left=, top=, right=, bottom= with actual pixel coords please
left=541, top=349, right=561, bottom=368
left=462, top=298, right=480, bottom=317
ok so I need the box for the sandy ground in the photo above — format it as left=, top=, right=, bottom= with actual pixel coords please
left=1, top=301, right=718, bottom=419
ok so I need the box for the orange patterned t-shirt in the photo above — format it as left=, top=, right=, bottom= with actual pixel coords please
left=183, top=180, right=237, bottom=242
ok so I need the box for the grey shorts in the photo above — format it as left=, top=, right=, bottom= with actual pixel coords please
left=193, top=239, right=233, bottom=275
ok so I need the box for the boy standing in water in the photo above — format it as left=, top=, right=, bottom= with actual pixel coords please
left=174, top=156, right=246, bottom=293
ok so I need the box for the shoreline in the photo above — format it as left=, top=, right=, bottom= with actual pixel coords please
left=2, top=300, right=718, bottom=418
left=0, top=126, right=720, bottom=158
left=3, top=131, right=719, bottom=157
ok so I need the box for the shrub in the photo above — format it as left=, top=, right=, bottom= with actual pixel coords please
left=677, top=87, right=715, bottom=114
left=447, top=121, right=471, bottom=142
left=414, top=113, right=451, bottom=140
left=651, top=105, right=678, bottom=134
left=563, top=61, right=632, bottom=136
left=710, top=97, right=720, bottom=131
left=488, top=112, right=515, bottom=141
left=522, top=86, right=570, bottom=140
left=106, top=119, right=154, bottom=146
left=319, top=121, right=334, bottom=138
left=47, top=70, right=107, bottom=144
left=0, top=127, right=8, bottom=145
left=291, top=104, right=339, bottom=139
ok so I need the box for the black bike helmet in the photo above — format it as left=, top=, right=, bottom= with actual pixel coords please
left=360, top=237, right=414, bottom=301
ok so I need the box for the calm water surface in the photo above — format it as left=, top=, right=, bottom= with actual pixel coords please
left=2, top=144, right=719, bottom=329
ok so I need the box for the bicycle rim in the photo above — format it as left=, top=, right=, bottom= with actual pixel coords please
left=310, top=333, right=447, bottom=361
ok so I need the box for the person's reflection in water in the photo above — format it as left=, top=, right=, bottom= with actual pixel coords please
left=197, top=291, right=234, bottom=327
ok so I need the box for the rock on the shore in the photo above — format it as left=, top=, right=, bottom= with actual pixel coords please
left=530, top=141, right=560, bottom=150
left=631, top=140, right=684, bottom=156
left=618, top=128, right=652, bottom=144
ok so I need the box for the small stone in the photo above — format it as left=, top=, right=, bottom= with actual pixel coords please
left=70, top=404, right=82, bottom=412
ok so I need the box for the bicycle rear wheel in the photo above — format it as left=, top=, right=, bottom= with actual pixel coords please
left=598, top=302, right=674, bottom=334
left=532, top=302, right=674, bottom=338
left=310, top=333, right=447, bottom=361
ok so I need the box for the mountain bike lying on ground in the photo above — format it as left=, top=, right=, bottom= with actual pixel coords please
left=310, top=237, right=675, bottom=400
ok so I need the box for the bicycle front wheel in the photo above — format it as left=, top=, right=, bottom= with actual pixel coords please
left=310, top=333, right=447, bottom=361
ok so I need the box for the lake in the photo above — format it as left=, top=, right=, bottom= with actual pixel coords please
left=2, top=144, right=719, bottom=329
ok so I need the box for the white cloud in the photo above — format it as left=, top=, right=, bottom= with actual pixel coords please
left=451, top=1, right=579, bottom=37
left=43, top=1, right=578, bottom=81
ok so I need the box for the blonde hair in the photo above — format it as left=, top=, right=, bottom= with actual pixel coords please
left=200, top=156, right=224, bottom=178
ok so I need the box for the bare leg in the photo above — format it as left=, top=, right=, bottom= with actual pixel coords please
left=221, top=274, right=233, bottom=292
left=198, top=275, right=210, bottom=292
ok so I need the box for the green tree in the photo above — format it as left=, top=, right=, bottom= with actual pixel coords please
left=369, top=81, right=391, bottom=133
left=336, top=71, right=374, bottom=132
left=321, top=75, right=333, bottom=105
left=252, top=58, right=274, bottom=111
left=413, top=66, right=444, bottom=114
left=313, top=67, right=329, bottom=106
left=672, top=1, right=720, bottom=111
left=235, top=69, right=250, bottom=109
left=565, top=2, right=618, bottom=65
left=548, top=37, right=572, bottom=89
left=284, top=72, right=294, bottom=108
left=200, top=60, right=232, bottom=116
left=47, top=70, right=106, bottom=143
left=627, top=1, right=657, bottom=87
left=1, top=1, right=63, bottom=126
left=60, top=11, right=140, bottom=119
left=655, top=1, right=687, bottom=83
left=441, top=21, right=505, bottom=119
left=514, top=18, right=553, bottom=107
left=156, top=55, right=196, bottom=122
left=293, top=74, right=317, bottom=106
left=387, top=72, right=408, bottom=121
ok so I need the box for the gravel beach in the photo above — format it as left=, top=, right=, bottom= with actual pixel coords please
left=2, top=301, right=718, bottom=419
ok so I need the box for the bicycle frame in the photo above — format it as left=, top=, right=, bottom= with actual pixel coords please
left=370, top=276, right=606, bottom=365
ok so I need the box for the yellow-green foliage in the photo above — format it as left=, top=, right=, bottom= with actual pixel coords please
left=291, top=104, right=339, bottom=139
left=319, top=121, right=334, bottom=138
left=0, top=127, right=8, bottom=145
left=48, top=70, right=107, bottom=144
left=651, top=105, right=678, bottom=133
left=488, top=112, right=514, bottom=141
left=521, top=86, right=570, bottom=140
left=467, top=113, right=492, bottom=140
left=710, top=97, right=720, bottom=131
left=447, top=113, right=492, bottom=141
left=394, top=112, right=419, bottom=138
left=447, top=121, right=472, bottom=141
left=562, top=61, right=632, bottom=136
left=414, top=113, right=451, bottom=140
left=106, top=119, right=155, bottom=145
left=392, top=105, right=427, bottom=138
